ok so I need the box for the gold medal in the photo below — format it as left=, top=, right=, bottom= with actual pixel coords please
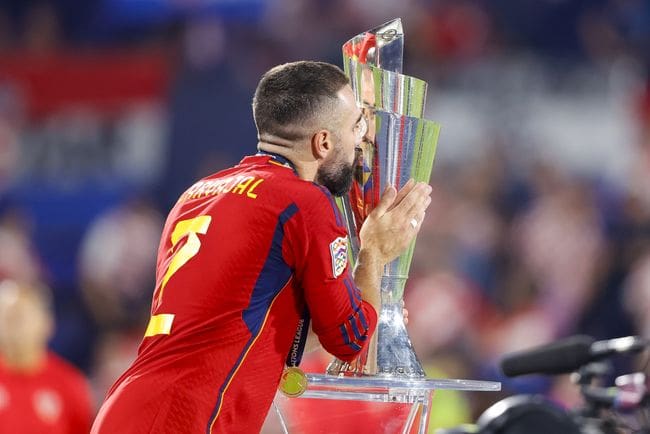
left=279, top=366, right=308, bottom=398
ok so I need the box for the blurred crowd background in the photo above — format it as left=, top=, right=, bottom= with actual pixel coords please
left=0, top=0, right=649, bottom=431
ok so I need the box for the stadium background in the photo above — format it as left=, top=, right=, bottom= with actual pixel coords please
left=0, top=0, right=649, bottom=431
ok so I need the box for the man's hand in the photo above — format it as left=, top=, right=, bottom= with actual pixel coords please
left=358, top=179, right=432, bottom=265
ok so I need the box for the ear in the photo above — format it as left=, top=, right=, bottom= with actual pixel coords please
left=311, top=129, right=334, bottom=161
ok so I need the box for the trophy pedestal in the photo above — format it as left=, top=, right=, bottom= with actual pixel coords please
left=271, top=374, right=500, bottom=434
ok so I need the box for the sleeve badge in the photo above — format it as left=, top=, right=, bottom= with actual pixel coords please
left=329, top=236, right=348, bottom=278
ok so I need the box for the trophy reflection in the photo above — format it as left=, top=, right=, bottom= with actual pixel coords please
left=327, top=18, right=440, bottom=378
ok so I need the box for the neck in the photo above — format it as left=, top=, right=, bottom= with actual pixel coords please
left=1, top=347, right=46, bottom=373
left=257, top=137, right=318, bottom=182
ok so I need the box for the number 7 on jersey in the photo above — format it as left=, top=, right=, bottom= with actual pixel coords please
left=145, top=215, right=212, bottom=337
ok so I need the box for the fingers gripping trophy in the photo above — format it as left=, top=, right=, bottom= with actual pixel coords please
left=327, top=18, right=438, bottom=378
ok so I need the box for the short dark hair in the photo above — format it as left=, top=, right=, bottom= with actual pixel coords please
left=252, top=61, right=349, bottom=140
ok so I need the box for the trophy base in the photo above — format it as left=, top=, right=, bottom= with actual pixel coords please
left=326, top=299, right=428, bottom=377
left=271, top=374, right=500, bottom=434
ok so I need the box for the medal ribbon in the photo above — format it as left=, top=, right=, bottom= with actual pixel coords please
left=286, top=306, right=310, bottom=367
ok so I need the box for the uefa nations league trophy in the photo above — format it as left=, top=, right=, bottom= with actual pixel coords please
left=273, top=19, right=500, bottom=434
left=327, top=17, right=437, bottom=379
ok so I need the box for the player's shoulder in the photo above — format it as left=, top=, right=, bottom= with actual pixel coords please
left=280, top=177, right=326, bottom=204
left=288, top=182, right=344, bottom=226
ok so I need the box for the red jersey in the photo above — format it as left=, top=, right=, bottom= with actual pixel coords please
left=92, top=154, right=377, bottom=434
left=0, top=352, right=93, bottom=434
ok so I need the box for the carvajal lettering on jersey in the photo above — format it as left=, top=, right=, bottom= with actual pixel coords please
left=183, top=176, right=264, bottom=201
left=329, top=236, right=348, bottom=278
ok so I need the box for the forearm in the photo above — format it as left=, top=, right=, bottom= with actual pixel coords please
left=352, top=248, right=383, bottom=313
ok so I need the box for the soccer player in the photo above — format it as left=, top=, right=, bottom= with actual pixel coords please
left=91, top=61, right=432, bottom=433
left=0, top=280, right=93, bottom=434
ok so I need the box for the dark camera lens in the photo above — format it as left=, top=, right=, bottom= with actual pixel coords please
left=476, top=395, right=581, bottom=434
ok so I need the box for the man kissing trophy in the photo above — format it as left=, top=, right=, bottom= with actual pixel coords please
left=274, top=19, right=500, bottom=434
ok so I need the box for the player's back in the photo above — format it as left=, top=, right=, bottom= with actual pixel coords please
left=138, top=155, right=295, bottom=367
left=92, top=154, right=323, bottom=433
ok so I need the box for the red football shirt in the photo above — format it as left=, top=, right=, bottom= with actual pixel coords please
left=92, top=154, right=377, bottom=434
left=0, top=352, right=93, bottom=434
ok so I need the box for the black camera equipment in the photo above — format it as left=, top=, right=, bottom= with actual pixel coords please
left=437, top=335, right=650, bottom=434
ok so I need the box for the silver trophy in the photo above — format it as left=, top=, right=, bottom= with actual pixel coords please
left=327, top=18, right=439, bottom=377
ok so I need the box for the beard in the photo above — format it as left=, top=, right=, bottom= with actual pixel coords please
left=316, top=154, right=355, bottom=197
